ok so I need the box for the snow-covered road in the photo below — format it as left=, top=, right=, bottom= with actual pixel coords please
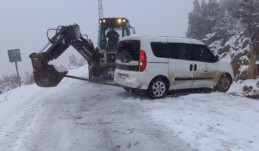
left=0, top=79, right=192, bottom=151
left=0, top=66, right=258, bottom=151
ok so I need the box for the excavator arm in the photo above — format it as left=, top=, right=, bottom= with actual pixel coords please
left=30, top=24, right=102, bottom=87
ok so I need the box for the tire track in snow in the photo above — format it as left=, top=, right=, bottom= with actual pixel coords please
left=0, top=93, right=10, bottom=103
left=16, top=99, right=58, bottom=151
left=0, top=89, right=49, bottom=135
left=0, top=91, right=60, bottom=151
left=69, top=87, right=194, bottom=151
left=0, top=101, right=41, bottom=151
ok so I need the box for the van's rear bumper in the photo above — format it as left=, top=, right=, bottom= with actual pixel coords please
left=114, top=69, right=147, bottom=90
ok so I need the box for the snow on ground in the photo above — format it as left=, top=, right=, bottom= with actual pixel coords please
left=0, top=84, right=44, bottom=119
left=143, top=93, right=259, bottom=151
left=0, top=64, right=259, bottom=151
left=229, top=79, right=259, bottom=96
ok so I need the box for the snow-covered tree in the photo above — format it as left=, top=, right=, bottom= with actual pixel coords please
left=237, top=0, right=259, bottom=58
left=214, top=0, right=241, bottom=38
left=188, top=0, right=258, bottom=41
left=202, top=0, right=219, bottom=34
left=187, top=0, right=204, bottom=40
left=238, top=0, right=259, bottom=37
left=201, top=0, right=206, bottom=9
left=187, top=0, right=259, bottom=79
left=69, top=54, right=78, bottom=67
left=187, top=0, right=219, bottom=40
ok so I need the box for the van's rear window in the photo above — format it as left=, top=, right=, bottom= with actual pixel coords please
left=117, top=40, right=140, bottom=63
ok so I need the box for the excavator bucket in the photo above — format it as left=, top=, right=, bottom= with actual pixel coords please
left=29, top=53, right=68, bottom=87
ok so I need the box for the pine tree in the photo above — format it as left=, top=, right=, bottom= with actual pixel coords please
left=214, top=0, right=240, bottom=38
left=187, top=0, right=258, bottom=41
left=202, top=0, right=219, bottom=34
left=187, top=0, right=204, bottom=40
left=252, top=0, right=259, bottom=41
left=238, top=0, right=258, bottom=36
left=193, top=0, right=201, bottom=12
left=201, top=0, right=207, bottom=9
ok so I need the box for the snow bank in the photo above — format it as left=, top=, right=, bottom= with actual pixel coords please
left=65, top=64, right=89, bottom=78
left=0, top=64, right=89, bottom=119
left=147, top=93, right=259, bottom=151
left=229, top=79, right=259, bottom=96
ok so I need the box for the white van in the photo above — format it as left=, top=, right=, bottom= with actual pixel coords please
left=114, top=35, right=234, bottom=98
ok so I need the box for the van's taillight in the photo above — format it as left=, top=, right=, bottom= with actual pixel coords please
left=140, top=50, right=147, bottom=72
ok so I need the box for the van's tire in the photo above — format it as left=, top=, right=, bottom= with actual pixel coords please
left=123, top=87, right=131, bottom=92
left=214, top=74, right=232, bottom=92
left=148, top=78, right=168, bottom=99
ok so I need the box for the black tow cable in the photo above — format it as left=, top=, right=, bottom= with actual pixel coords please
left=65, top=75, right=121, bottom=88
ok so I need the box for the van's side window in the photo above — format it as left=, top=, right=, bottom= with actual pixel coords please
left=167, top=43, right=191, bottom=60
left=151, top=42, right=168, bottom=58
left=191, top=44, right=216, bottom=63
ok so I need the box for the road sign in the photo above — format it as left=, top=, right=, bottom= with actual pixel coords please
left=8, top=49, right=22, bottom=62
left=7, top=49, right=22, bottom=87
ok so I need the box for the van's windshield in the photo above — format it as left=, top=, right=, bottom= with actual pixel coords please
left=117, top=40, right=140, bottom=63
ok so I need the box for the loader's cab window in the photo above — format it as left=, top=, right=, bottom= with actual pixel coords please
left=105, top=28, right=129, bottom=38
left=98, top=18, right=131, bottom=51
left=105, top=28, right=121, bottom=50
left=101, top=27, right=130, bottom=51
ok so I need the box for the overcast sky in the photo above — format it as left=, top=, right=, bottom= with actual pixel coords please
left=0, top=0, right=194, bottom=77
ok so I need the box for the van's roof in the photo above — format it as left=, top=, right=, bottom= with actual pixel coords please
left=120, top=35, right=204, bottom=45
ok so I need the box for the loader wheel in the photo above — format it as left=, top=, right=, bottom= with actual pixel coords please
left=214, top=74, right=232, bottom=92
left=91, top=67, right=101, bottom=77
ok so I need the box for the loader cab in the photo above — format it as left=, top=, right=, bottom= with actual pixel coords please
left=98, top=18, right=132, bottom=51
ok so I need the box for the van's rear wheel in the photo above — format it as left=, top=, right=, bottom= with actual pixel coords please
left=149, top=79, right=168, bottom=99
left=123, top=87, right=131, bottom=92
left=215, top=74, right=232, bottom=92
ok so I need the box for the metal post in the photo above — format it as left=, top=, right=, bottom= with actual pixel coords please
left=15, top=61, right=21, bottom=87
left=98, top=0, right=103, bottom=19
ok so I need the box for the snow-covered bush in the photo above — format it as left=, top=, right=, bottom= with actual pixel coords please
left=22, top=72, right=34, bottom=85
left=68, top=54, right=87, bottom=68
left=0, top=72, right=36, bottom=93
left=0, top=74, right=19, bottom=92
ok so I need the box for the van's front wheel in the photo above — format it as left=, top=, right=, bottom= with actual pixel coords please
left=149, top=79, right=168, bottom=99
left=214, top=74, right=232, bottom=92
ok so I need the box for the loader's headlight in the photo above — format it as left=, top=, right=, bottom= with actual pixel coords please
left=117, top=19, right=122, bottom=24
left=99, top=19, right=106, bottom=24
left=123, top=19, right=126, bottom=23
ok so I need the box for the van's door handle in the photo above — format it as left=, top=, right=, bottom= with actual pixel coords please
left=194, top=64, right=197, bottom=71
left=190, top=64, right=193, bottom=71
